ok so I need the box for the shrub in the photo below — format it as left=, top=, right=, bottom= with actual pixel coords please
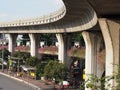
left=0, top=48, right=10, bottom=61
left=44, top=60, right=69, bottom=82
left=36, top=62, right=47, bottom=79
left=26, top=56, right=38, bottom=67
left=116, top=67, right=120, bottom=90
left=13, top=51, right=30, bottom=60
left=79, top=74, right=114, bottom=90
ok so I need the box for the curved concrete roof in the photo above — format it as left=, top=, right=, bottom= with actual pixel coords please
left=0, top=0, right=119, bottom=33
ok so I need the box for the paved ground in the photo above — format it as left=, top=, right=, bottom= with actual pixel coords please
left=0, top=70, right=78, bottom=90
left=0, top=74, right=35, bottom=90
left=0, top=70, right=57, bottom=90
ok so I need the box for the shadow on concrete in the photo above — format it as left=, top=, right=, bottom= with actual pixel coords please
left=0, top=87, right=3, bottom=90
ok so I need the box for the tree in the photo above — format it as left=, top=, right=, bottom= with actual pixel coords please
left=26, top=56, right=38, bottom=67
left=22, top=34, right=30, bottom=45
left=13, top=51, right=30, bottom=60
left=71, top=33, right=85, bottom=46
left=54, top=62, right=69, bottom=81
left=44, top=60, right=55, bottom=79
left=79, top=74, right=114, bottom=90
left=44, top=60, right=69, bottom=82
left=36, top=62, right=47, bottom=79
left=41, top=34, right=56, bottom=46
left=0, top=48, right=10, bottom=61
left=116, top=67, right=120, bottom=90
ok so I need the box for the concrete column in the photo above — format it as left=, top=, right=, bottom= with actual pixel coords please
left=29, top=33, right=40, bottom=57
left=82, top=31, right=103, bottom=90
left=56, top=33, right=71, bottom=63
left=99, top=18, right=120, bottom=89
left=96, top=34, right=105, bottom=78
left=7, top=34, right=18, bottom=55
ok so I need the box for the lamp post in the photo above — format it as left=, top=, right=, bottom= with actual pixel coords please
left=2, top=46, right=4, bottom=72
left=1, top=33, right=5, bottom=72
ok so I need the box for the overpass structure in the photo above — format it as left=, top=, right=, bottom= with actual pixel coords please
left=0, top=0, right=120, bottom=89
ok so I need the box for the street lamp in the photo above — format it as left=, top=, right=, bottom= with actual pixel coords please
left=1, top=33, right=5, bottom=72
left=2, top=46, right=4, bottom=72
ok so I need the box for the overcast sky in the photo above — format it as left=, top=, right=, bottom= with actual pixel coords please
left=0, top=0, right=64, bottom=22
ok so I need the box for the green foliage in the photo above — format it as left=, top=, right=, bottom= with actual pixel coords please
left=85, top=75, right=103, bottom=90
left=22, top=34, right=30, bottom=45
left=54, top=62, right=69, bottom=81
left=0, top=48, right=10, bottom=60
left=26, top=56, right=38, bottom=67
left=79, top=81, right=85, bottom=90
left=44, top=60, right=69, bottom=81
left=116, top=67, right=120, bottom=90
left=72, top=33, right=85, bottom=46
left=79, top=74, right=114, bottom=90
left=13, top=51, right=30, bottom=60
left=36, top=62, right=47, bottom=78
left=41, top=34, right=56, bottom=46
left=44, top=60, right=56, bottom=79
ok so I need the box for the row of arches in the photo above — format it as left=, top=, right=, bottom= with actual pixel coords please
left=0, top=18, right=119, bottom=90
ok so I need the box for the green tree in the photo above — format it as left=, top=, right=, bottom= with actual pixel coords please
left=41, top=34, right=56, bottom=46
left=79, top=74, right=114, bottom=90
left=0, top=48, right=10, bottom=61
left=36, top=63, right=47, bottom=79
left=26, top=56, right=38, bottom=67
left=13, top=51, right=30, bottom=60
left=54, top=62, right=69, bottom=81
left=72, top=33, right=85, bottom=46
left=22, top=34, right=30, bottom=45
left=116, top=67, right=120, bottom=90
left=44, top=60, right=55, bottom=79
left=44, top=60, right=69, bottom=81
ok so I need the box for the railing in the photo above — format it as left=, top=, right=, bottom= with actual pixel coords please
left=0, top=6, right=66, bottom=27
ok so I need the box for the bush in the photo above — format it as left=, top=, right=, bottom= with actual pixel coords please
left=0, top=48, right=10, bottom=61
left=26, top=56, right=38, bottom=67
left=79, top=74, right=114, bottom=90
left=44, top=60, right=69, bottom=82
left=13, top=51, right=30, bottom=60
left=116, top=67, right=120, bottom=90
left=36, top=62, right=47, bottom=79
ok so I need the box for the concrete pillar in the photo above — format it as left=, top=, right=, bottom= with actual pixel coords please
left=96, top=35, right=105, bottom=78
left=29, top=33, right=40, bottom=57
left=99, top=18, right=120, bottom=89
left=82, top=31, right=103, bottom=90
left=56, top=33, right=71, bottom=63
left=7, top=34, right=18, bottom=55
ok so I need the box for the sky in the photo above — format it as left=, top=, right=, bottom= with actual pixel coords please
left=0, top=0, right=64, bottom=22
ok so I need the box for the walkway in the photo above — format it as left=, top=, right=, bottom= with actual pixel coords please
left=0, top=70, right=56, bottom=90
left=0, top=70, right=77, bottom=90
